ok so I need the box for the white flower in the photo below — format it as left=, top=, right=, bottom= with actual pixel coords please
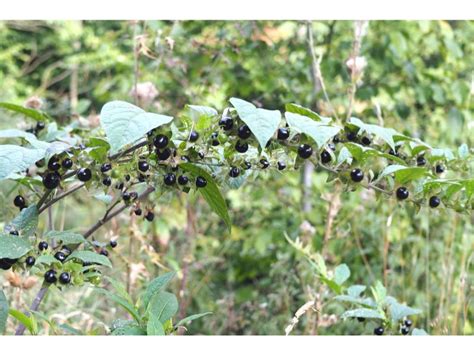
left=346, top=56, right=367, bottom=75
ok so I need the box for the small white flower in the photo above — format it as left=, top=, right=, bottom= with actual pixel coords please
left=346, top=56, right=367, bottom=75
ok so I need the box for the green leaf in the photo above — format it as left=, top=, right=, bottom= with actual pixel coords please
left=0, top=129, right=49, bottom=149
left=230, top=98, right=281, bottom=150
left=347, top=285, right=366, bottom=298
left=100, top=101, right=173, bottom=154
left=0, top=145, right=45, bottom=180
left=0, top=290, right=8, bottom=334
left=349, top=117, right=397, bottom=150
left=147, top=291, right=179, bottom=323
left=285, top=103, right=331, bottom=123
left=147, top=317, right=165, bottom=335
left=337, top=146, right=352, bottom=166
left=458, top=144, right=469, bottom=159
left=387, top=298, right=422, bottom=322
left=104, top=276, right=134, bottom=306
left=0, top=102, right=49, bottom=122
left=371, top=281, right=387, bottom=304
left=334, top=264, right=350, bottom=285
left=412, top=328, right=429, bottom=336
left=140, top=272, right=176, bottom=310
left=180, top=163, right=231, bottom=231
left=94, top=288, right=141, bottom=323
left=378, top=165, right=428, bottom=184
left=0, top=234, right=32, bottom=258
left=93, top=193, right=114, bottom=205
left=175, top=312, right=212, bottom=328
left=45, top=230, right=86, bottom=245
left=8, top=308, right=37, bottom=335
left=9, top=205, right=38, bottom=237
left=112, top=325, right=146, bottom=335
left=341, top=308, right=385, bottom=320
left=35, top=255, right=61, bottom=266
left=67, top=251, right=112, bottom=268
left=334, top=295, right=376, bottom=308
left=285, top=112, right=341, bottom=148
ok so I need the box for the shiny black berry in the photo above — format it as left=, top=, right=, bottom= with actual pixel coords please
left=189, top=131, right=199, bottom=142
left=396, top=186, right=409, bottom=200
left=237, top=125, right=251, bottom=139
left=42, top=172, right=60, bottom=189
left=196, top=176, right=207, bottom=188
left=14, top=195, right=26, bottom=208
left=138, top=160, right=149, bottom=172
left=277, top=161, right=286, bottom=171
left=125, top=174, right=131, bottom=182
left=145, top=211, right=155, bottom=221
left=198, top=152, right=205, bottom=159
left=416, top=156, right=426, bottom=166
left=235, top=140, right=249, bottom=153
left=44, top=269, right=57, bottom=283
left=229, top=167, right=240, bottom=178
left=320, top=150, right=332, bottom=164
left=350, top=168, right=364, bottom=182
left=36, top=121, right=46, bottom=131
left=211, top=132, right=220, bottom=146
left=109, top=240, right=118, bottom=248
left=62, top=158, right=73, bottom=169
left=153, top=134, right=169, bottom=149
left=277, top=127, right=290, bottom=140
left=77, top=168, right=92, bottom=182
left=115, top=182, right=124, bottom=190
left=435, top=164, right=445, bottom=174
left=347, top=132, right=358, bottom=142
left=38, top=241, right=48, bottom=251
left=99, top=249, right=109, bottom=257
left=298, top=144, right=313, bottom=159
left=54, top=251, right=67, bottom=263
left=178, top=175, right=189, bottom=185
left=48, top=157, right=61, bottom=171
left=156, top=148, right=172, bottom=161
left=244, top=161, right=252, bottom=170
left=59, top=272, right=71, bottom=284
left=164, top=173, right=176, bottom=186
left=219, top=117, right=233, bottom=131
left=9, top=230, right=19, bottom=236
left=100, top=163, right=112, bottom=173
left=25, top=256, right=35, bottom=267
left=404, top=319, right=413, bottom=327
left=134, top=208, right=142, bottom=216
left=122, top=192, right=131, bottom=202
left=260, top=159, right=270, bottom=169
left=361, top=136, right=371, bottom=146
left=429, top=196, right=440, bottom=208
left=0, top=258, right=16, bottom=270
left=102, top=177, right=112, bottom=186
left=401, top=327, right=410, bottom=335
left=374, top=327, right=384, bottom=336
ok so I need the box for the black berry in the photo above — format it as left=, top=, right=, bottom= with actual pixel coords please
left=237, top=125, right=251, bottom=139
left=164, top=173, right=176, bottom=186
left=109, top=240, right=118, bottom=248
left=36, top=121, right=45, bottom=131
left=0, top=258, right=16, bottom=270
left=244, top=161, right=252, bottom=170
left=9, top=230, right=19, bottom=236
left=347, top=132, right=358, bottom=142
left=122, top=192, right=131, bottom=202
left=189, top=131, right=199, bottom=142
left=361, top=136, right=371, bottom=146
left=229, top=167, right=240, bottom=178
left=211, top=132, right=220, bottom=146
left=38, top=241, right=48, bottom=251
left=396, top=186, right=409, bottom=200
left=404, top=319, right=413, bottom=328
left=277, top=127, right=290, bottom=140
left=435, top=164, right=445, bottom=174
left=153, top=134, right=169, bottom=149
left=178, top=175, right=189, bottom=185
left=198, top=152, right=205, bottom=159
left=59, top=272, right=71, bottom=284
left=14, top=195, right=26, bottom=209
left=48, top=157, right=61, bottom=171
left=42, top=172, right=60, bottom=189
left=25, top=256, right=35, bottom=267
left=401, top=326, right=410, bottom=335
left=138, top=160, right=149, bottom=172
left=99, top=249, right=109, bottom=257
left=77, top=168, right=92, bottom=182
left=320, top=150, right=332, bottom=164
left=219, top=117, right=233, bottom=130
left=102, top=177, right=112, bottom=186
left=350, top=168, right=364, bottom=182
left=298, top=144, right=313, bottom=159
left=374, top=326, right=384, bottom=336
left=54, top=251, right=67, bottom=263
left=235, top=140, right=249, bottom=153
left=134, top=208, right=142, bottom=216
left=156, top=148, right=172, bottom=160
left=416, top=156, right=426, bottom=166
left=277, top=161, right=286, bottom=171
left=62, top=158, right=73, bottom=169
left=145, top=211, right=155, bottom=221
left=196, top=176, right=207, bottom=188
left=125, top=174, right=131, bottom=182
left=44, top=269, right=57, bottom=283
left=100, top=163, right=112, bottom=173
left=429, top=196, right=440, bottom=208
left=115, top=182, right=124, bottom=190
left=260, top=159, right=270, bottom=169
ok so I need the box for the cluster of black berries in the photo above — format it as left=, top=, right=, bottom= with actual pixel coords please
left=25, top=121, right=46, bottom=136
left=400, top=319, right=413, bottom=335
left=40, top=154, right=76, bottom=190
left=0, top=230, right=22, bottom=270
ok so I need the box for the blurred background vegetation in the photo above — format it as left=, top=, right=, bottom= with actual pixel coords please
left=0, top=20, right=473, bottom=335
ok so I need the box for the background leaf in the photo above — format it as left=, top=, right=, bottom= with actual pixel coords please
left=285, top=112, right=341, bottom=148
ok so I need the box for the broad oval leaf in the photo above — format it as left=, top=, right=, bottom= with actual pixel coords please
left=285, top=112, right=341, bottom=148
left=341, top=308, right=385, bottom=320
left=0, top=145, right=45, bottom=180
left=140, top=272, right=176, bottom=309
left=147, top=291, right=179, bottom=324
left=67, top=250, right=112, bottom=268
left=9, top=205, right=38, bottom=237
left=100, top=101, right=173, bottom=154
left=378, top=165, right=428, bottom=184
left=230, top=98, right=281, bottom=150
left=45, top=230, right=86, bottom=245
left=0, top=234, right=32, bottom=259
left=334, top=264, right=350, bottom=285
left=147, top=317, right=165, bottom=336
left=0, top=102, right=49, bottom=122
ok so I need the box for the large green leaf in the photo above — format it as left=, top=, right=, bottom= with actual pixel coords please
left=175, top=312, right=212, bottom=328
left=147, top=317, right=165, bottom=335
left=285, top=112, right=341, bottom=148
left=285, top=103, right=331, bottom=123
left=349, top=117, right=397, bottom=150
left=0, top=234, right=32, bottom=258
left=341, top=308, right=385, bottom=320
left=334, top=264, right=351, bottom=285
left=378, top=164, right=428, bottom=184
left=100, top=101, right=173, bottom=154
left=66, top=251, right=112, bottom=268
left=45, top=230, right=86, bottom=245
left=230, top=98, right=281, bottom=150
left=8, top=309, right=37, bottom=335
left=386, top=297, right=422, bottom=322
left=147, top=291, right=179, bottom=324
left=0, top=102, right=49, bottom=122
left=180, top=163, right=231, bottom=231
left=10, top=205, right=38, bottom=237
left=94, top=288, right=141, bottom=322
left=0, top=145, right=45, bottom=180
left=140, top=272, right=176, bottom=309
left=0, top=129, right=50, bottom=149
left=0, top=290, right=8, bottom=334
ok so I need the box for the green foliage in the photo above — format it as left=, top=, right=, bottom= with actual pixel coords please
left=0, top=234, right=32, bottom=259
left=0, top=290, right=8, bottom=333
